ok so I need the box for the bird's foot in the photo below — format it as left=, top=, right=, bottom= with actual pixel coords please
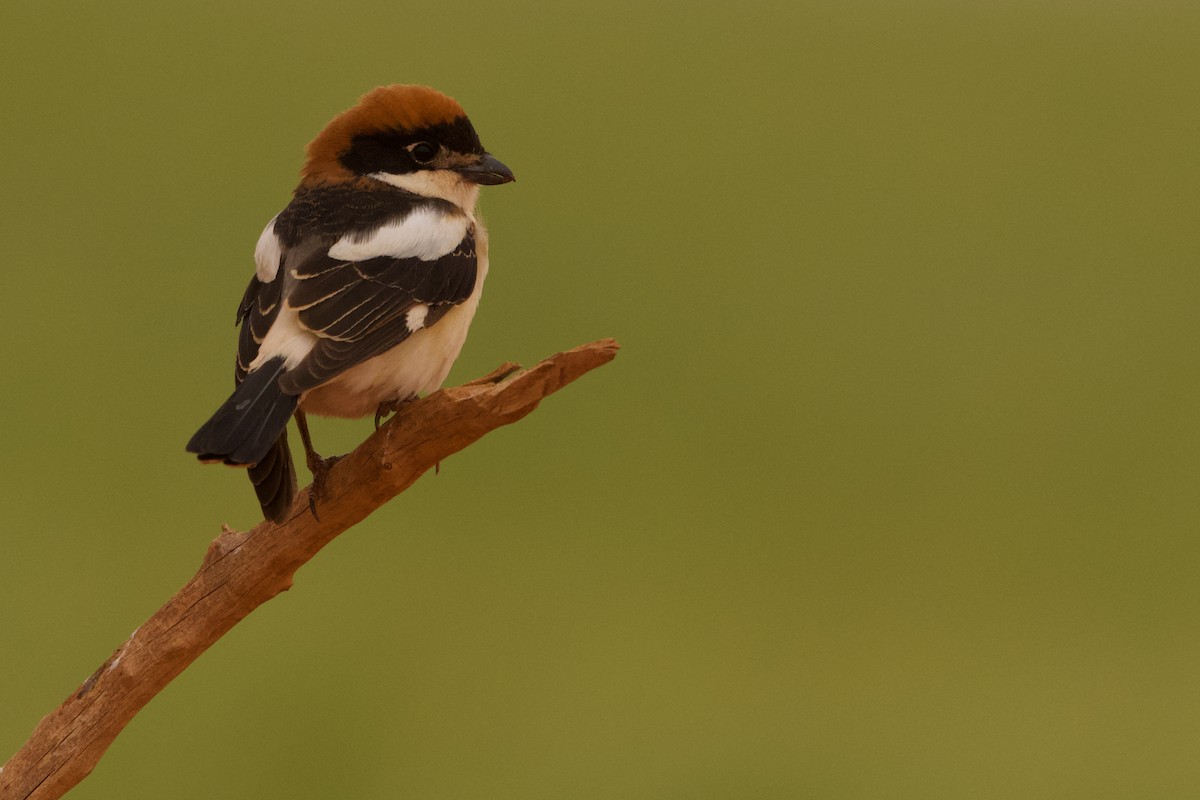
left=374, top=394, right=418, bottom=430
left=306, top=452, right=342, bottom=521
left=293, top=407, right=342, bottom=521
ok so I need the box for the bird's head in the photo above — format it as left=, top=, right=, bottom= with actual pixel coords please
left=300, top=84, right=514, bottom=204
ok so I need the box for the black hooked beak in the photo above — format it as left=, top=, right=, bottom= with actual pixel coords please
left=454, top=153, right=515, bottom=185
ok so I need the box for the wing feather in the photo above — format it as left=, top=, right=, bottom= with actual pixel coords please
left=235, top=274, right=284, bottom=383
left=275, top=228, right=477, bottom=395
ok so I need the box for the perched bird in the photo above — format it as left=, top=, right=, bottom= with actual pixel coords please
left=187, top=84, right=515, bottom=521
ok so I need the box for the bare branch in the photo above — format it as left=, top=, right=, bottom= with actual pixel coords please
left=0, top=338, right=619, bottom=800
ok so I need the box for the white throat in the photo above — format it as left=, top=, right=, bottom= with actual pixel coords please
left=370, top=170, right=480, bottom=217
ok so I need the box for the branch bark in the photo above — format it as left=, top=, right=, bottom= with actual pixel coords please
left=0, top=338, right=619, bottom=800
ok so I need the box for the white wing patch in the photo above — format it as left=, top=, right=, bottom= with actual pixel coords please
left=249, top=304, right=317, bottom=371
left=328, top=207, right=467, bottom=263
left=253, top=216, right=283, bottom=282
left=405, top=304, right=430, bottom=332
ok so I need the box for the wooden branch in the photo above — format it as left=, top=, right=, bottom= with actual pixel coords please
left=0, top=338, right=619, bottom=800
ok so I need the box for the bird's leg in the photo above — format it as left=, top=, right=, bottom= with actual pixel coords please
left=294, top=408, right=340, bottom=520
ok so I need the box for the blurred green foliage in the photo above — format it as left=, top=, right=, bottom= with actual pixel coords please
left=2, top=0, right=1199, bottom=797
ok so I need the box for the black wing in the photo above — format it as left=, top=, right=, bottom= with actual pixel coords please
left=276, top=230, right=478, bottom=395
left=233, top=272, right=296, bottom=522
left=235, top=271, right=284, bottom=383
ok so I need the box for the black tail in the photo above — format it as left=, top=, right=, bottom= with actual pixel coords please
left=248, top=432, right=297, bottom=522
left=187, top=356, right=298, bottom=468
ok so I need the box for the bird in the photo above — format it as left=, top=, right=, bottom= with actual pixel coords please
left=186, top=84, right=515, bottom=522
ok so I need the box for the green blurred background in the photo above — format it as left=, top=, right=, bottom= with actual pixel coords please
left=2, top=0, right=1198, bottom=796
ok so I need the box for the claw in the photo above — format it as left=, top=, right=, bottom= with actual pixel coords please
left=294, top=408, right=343, bottom=521
left=305, top=453, right=342, bottom=521
left=374, top=394, right=418, bottom=430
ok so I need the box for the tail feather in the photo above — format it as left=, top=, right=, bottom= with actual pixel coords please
left=248, top=432, right=297, bottom=522
left=187, top=357, right=298, bottom=467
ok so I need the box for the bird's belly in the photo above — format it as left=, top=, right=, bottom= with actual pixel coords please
left=300, top=282, right=484, bottom=419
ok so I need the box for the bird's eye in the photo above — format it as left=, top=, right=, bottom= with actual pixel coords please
left=409, top=142, right=438, bottom=164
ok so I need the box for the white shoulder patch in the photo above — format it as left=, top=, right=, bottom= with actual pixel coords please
left=328, top=207, right=467, bottom=263
left=253, top=215, right=283, bottom=282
